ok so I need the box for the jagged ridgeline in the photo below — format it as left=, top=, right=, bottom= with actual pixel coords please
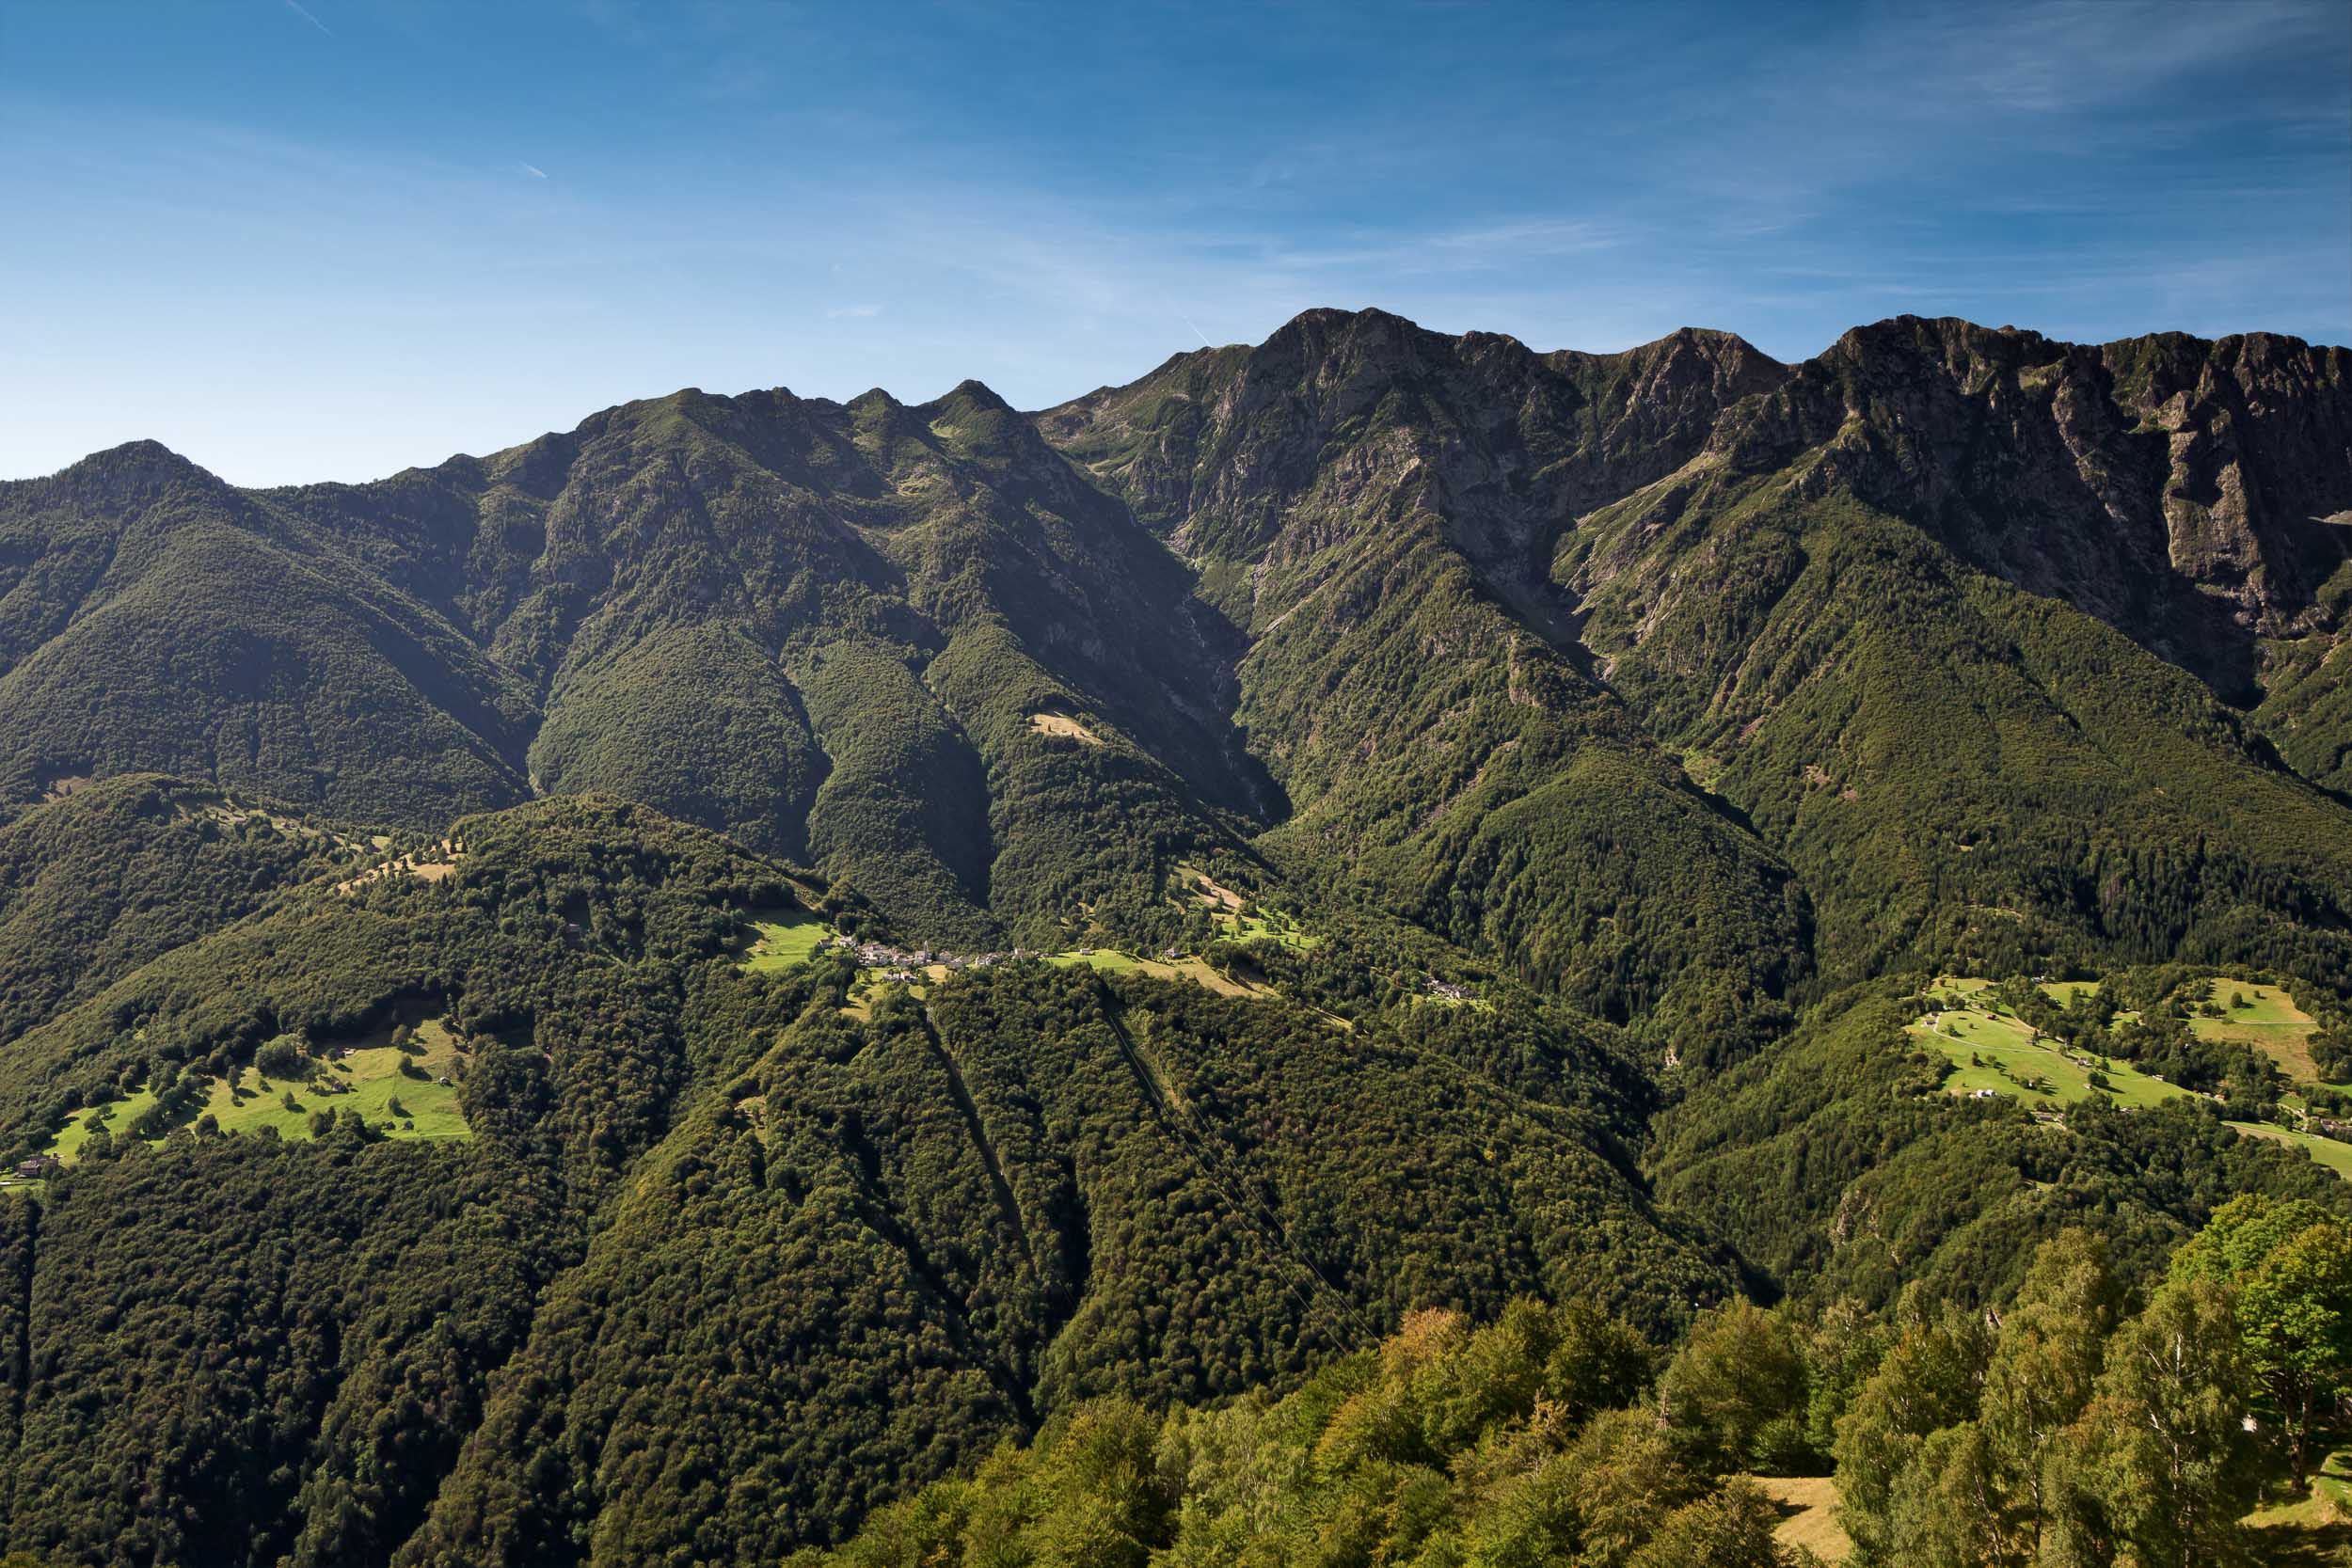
left=0, top=308, right=2344, bottom=1564
left=6, top=312, right=2346, bottom=1049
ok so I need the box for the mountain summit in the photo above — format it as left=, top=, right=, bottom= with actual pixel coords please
left=0, top=309, right=2346, bottom=1562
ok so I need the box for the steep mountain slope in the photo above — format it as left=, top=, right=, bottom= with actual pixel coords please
left=270, top=382, right=1265, bottom=946
left=0, top=443, right=535, bottom=823
left=1645, top=981, right=2339, bottom=1307
left=1047, top=309, right=2352, bottom=1012
left=0, top=307, right=2345, bottom=1565
left=0, top=773, right=370, bottom=1046
left=1044, top=311, right=1814, bottom=1062
left=0, top=796, right=1727, bottom=1565
left=0, top=797, right=805, bottom=1568
left=401, top=963, right=1728, bottom=1567
left=1558, top=320, right=2352, bottom=985
left=10, top=309, right=2341, bottom=1042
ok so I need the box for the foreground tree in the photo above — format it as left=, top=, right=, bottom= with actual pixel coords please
left=2051, top=1275, right=2259, bottom=1568
left=1833, top=1305, right=1986, bottom=1563
left=1659, top=1299, right=1810, bottom=1474
left=2170, top=1194, right=2352, bottom=1483
left=1978, top=1231, right=2122, bottom=1558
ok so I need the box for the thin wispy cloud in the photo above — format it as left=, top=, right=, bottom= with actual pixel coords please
left=3, top=0, right=2343, bottom=485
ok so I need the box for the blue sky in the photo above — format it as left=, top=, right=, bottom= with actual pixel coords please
left=4, top=0, right=2347, bottom=484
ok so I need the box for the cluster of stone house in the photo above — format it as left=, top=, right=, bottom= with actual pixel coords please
left=819, top=935, right=1025, bottom=976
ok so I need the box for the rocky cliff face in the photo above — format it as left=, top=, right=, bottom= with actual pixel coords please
left=1702, top=316, right=2352, bottom=700
left=1043, top=308, right=1786, bottom=621
left=1045, top=306, right=2352, bottom=1012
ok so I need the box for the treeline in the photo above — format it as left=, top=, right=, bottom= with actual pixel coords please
left=802, top=1198, right=2351, bottom=1568
left=790, top=1296, right=1817, bottom=1568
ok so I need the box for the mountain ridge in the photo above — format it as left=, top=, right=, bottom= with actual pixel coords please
left=0, top=306, right=2348, bottom=1564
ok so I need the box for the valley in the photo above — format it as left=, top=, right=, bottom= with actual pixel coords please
left=0, top=307, right=2344, bottom=1565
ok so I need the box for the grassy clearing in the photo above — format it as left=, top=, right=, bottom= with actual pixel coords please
left=1911, top=979, right=2185, bottom=1109
left=1920, top=975, right=2352, bottom=1180
left=2246, top=1449, right=2352, bottom=1562
left=2229, top=1120, right=2352, bottom=1181
left=1415, top=991, right=1496, bottom=1013
left=1170, top=863, right=1321, bottom=953
left=1046, top=947, right=1145, bottom=975
left=1747, top=1466, right=2352, bottom=1565
left=51, top=1088, right=159, bottom=1161
left=42, top=1018, right=471, bottom=1162
left=743, top=911, right=832, bottom=973
left=1751, top=1476, right=1849, bottom=1562
left=334, top=838, right=464, bottom=895
left=1027, top=712, right=1104, bottom=746
left=1178, top=865, right=1245, bottom=913
left=2189, top=979, right=2322, bottom=1083
left=1219, top=911, right=1322, bottom=951
left=1044, top=947, right=1277, bottom=999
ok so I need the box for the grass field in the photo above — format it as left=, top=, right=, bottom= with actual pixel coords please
left=1219, top=911, right=1322, bottom=951
left=2229, top=1120, right=2352, bottom=1180
left=1748, top=1467, right=2352, bottom=1564
left=1044, top=947, right=1276, bottom=998
left=1027, top=712, right=1104, bottom=746
left=742, top=911, right=832, bottom=973
left=1752, top=1475, right=1849, bottom=1562
left=2246, top=1449, right=2352, bottom=1563
left=1918, top=976, right=2352, bottom=1181
left=2189, top=979, right=2323, bottom=1083
left=1910, top=983, right=2185, bottom=1109
left=42, top=1018, right=471, bottom=1163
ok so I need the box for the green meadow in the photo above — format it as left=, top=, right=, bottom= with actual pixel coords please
left=40, top=1018, right=471, bottom=1164
left=2188, top=978, right=2326, bottom=1083
left=1912, top=978, right=2185, bottom=1110
left=2230, top=1120, right=2352, bottom=1181
left=742, top=911, right=833, bottom=972
left=1915, top=974, right=2352, bottom=1182
left=1218, top=910, right=1322, bottom=951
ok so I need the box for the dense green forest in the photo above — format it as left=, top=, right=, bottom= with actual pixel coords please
left=797, top=1208, right=2351, bottom=1567
left=0, top=308, right=2344, bottom=1562
left=0, top=774, right=372, bottom=1047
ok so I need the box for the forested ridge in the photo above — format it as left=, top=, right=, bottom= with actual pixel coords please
left=0, top=306, right=2345, bottom=1563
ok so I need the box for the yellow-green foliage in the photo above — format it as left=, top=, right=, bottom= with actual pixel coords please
left=743, top=911, right=832, bottom=973
left=791, top=1297, right=1814, bottom=1568
left=2188, top=979, right=2324, bottom=1082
